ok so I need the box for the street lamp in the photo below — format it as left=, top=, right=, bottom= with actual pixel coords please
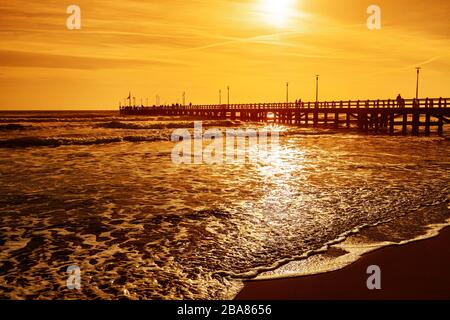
left=315, top=75, right=319, bottom=103
left=286, top=82, right=289, bottom=104
left=415, top=67, right=421, bottom=99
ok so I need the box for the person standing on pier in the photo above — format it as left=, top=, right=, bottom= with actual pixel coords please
left=396, top=94, right=405, bottom=108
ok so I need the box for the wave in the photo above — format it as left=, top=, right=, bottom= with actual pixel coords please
left=0, top=134, right=169, bottom=148
left=249, top=213, right=450, bottom=286
left=0, top=118, right=112, bottom=124
left=0, top=124, right=34, bottom=131
left=0, top=117, right=150, bottom=124
left=95, top=120, right=241, bottom=130
left=230, top=201, right=450, bottom=285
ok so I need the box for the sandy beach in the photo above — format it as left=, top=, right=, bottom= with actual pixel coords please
left=236, top=226, right=450, bottom=300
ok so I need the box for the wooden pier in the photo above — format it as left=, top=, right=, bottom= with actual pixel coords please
left=120, top=97, right=450, bottom=135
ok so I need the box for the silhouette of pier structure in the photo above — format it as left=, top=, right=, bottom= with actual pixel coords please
left=120, top=97, right=449, bottom=136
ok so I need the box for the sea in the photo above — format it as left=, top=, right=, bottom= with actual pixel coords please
left=0, top=110, right=449, bottom=299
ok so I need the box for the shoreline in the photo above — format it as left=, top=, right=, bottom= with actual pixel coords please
left=235, top=226, right=450, bottom=300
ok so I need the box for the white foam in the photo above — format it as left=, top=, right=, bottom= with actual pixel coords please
left=253, top=218, right=450, bottom=281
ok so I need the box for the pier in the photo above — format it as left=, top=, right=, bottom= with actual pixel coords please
left=120, top=97, right=450, bottom=135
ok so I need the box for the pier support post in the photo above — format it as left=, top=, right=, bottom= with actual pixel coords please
left=438, top=116, right=443, bottom=136
left=357, top=111, right=365, bottom=132
left=389, top=112, right=395, bottom=135
left=363, top=112, right=369, bottom=131
left=373, top=112, right=379, bottom=133
left=412, top=110, right=420, bottom=136
left=425, top=113, right=431, bottom=136
left=402, top=112, right=408, bottom=135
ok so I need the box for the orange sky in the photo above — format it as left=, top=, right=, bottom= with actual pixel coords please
left=0, top=0, right=449, bottom=109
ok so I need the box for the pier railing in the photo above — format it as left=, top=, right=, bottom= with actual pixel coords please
left=120, top=97, right=448, bottom=112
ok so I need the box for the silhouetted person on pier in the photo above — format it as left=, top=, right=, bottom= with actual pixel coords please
left=396, top=94, right=405, bottom=108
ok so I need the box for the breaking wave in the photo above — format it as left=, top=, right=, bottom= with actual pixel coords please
left=0, top=124, right=34, bottom=131
left=0, top=135, right=170, bottom=148
left=95, top=120, right=240, bottom=130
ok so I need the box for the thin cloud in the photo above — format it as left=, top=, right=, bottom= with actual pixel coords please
left=0, top=50, right=184, bottom=70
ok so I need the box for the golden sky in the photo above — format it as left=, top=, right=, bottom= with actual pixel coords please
left=0, top=0, right=449, bottom=109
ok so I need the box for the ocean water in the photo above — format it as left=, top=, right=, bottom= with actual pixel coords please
left=0, top=110, right=449, bottom=299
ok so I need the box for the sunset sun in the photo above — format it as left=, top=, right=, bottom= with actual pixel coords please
left=259, top=0, right=297, bottom=28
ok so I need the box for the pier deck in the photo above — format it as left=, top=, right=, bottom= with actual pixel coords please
left=120, top=97, right=450, bottom=135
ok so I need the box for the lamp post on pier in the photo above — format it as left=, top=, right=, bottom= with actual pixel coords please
left=315, top=75, right=319, bottom=104
left=415, top=67, right=421, bottom=100
left=286, top=82, right=289, bottom=105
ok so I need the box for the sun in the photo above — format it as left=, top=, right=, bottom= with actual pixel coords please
left=259, top=0, right=297, bottom=28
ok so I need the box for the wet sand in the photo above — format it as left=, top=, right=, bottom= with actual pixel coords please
left=236, top=226, right=450, bottom=300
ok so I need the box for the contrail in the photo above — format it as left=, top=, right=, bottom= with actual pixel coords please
left=170, top=30, right=305, bottom=55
